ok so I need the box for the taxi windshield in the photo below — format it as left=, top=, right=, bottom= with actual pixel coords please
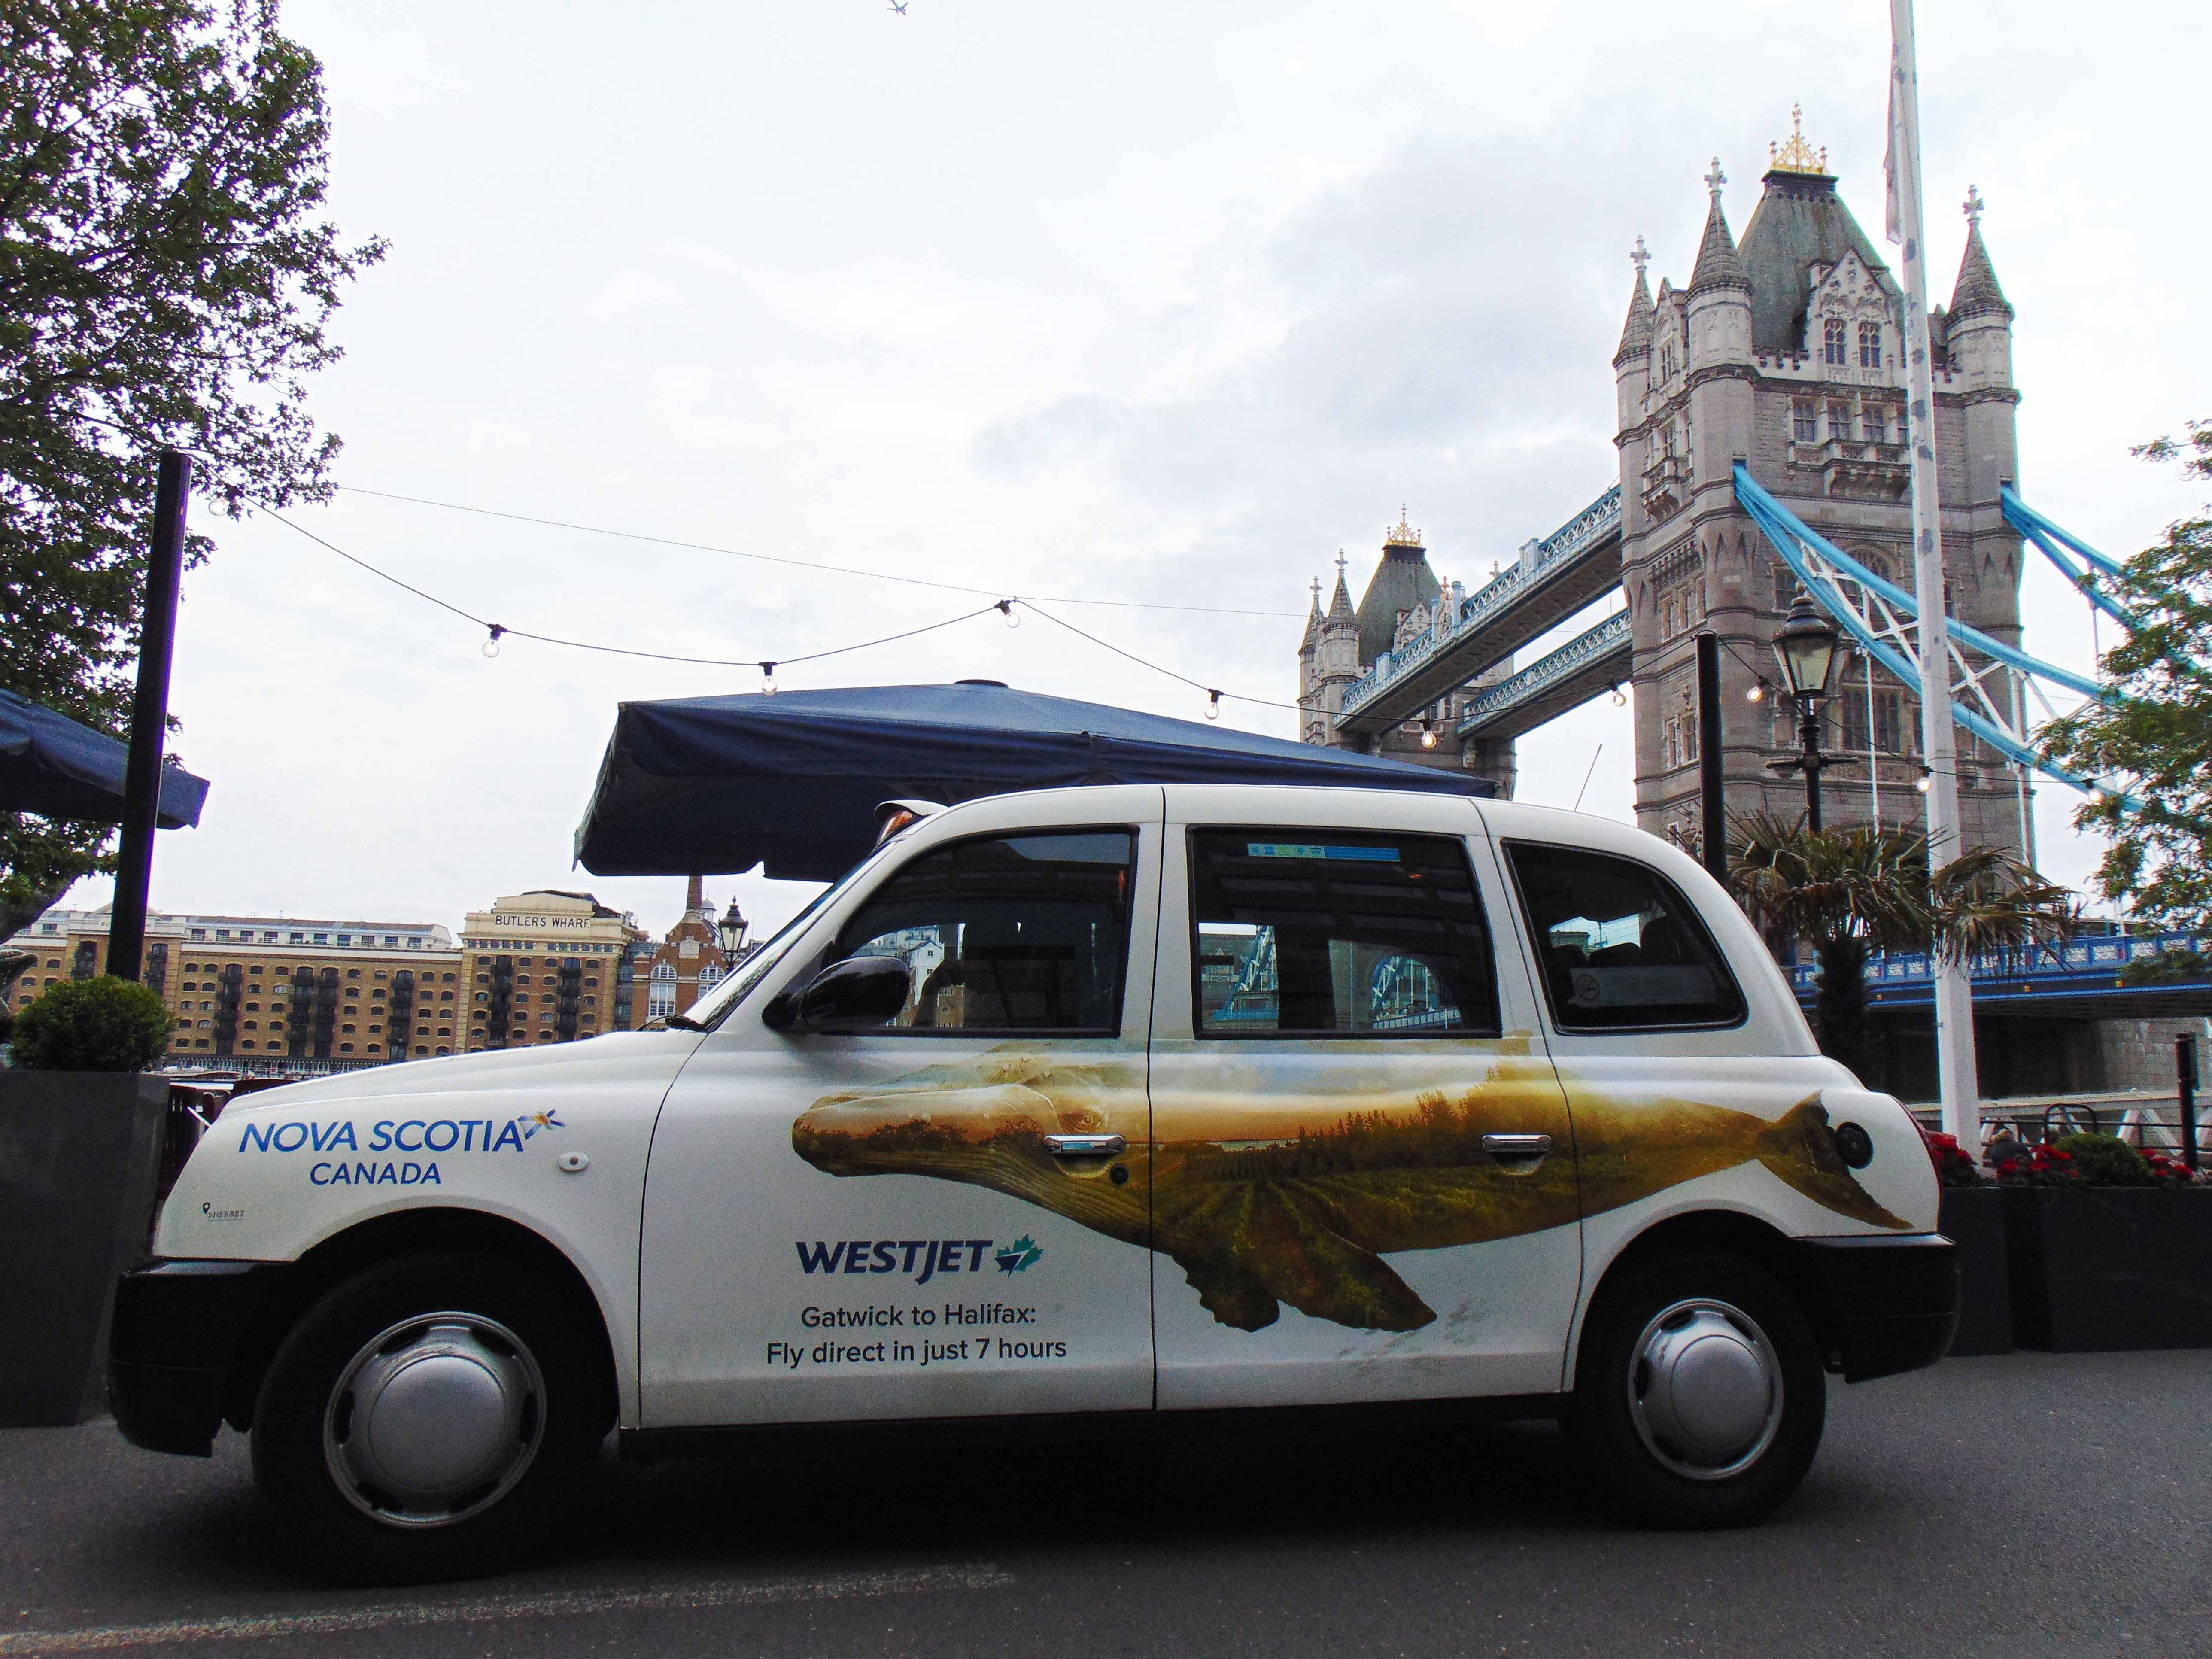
left=685, top=845, right=896, bottom=1028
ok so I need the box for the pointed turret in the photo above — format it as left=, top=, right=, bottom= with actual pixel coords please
left=1688, top=187, right=1750, bottom=295
left=1614, top=237, right=1656, bottom=367
left=1325, top=561, right=1356, bottom=627
left=1298, top=577, right=1322, bottom=654
left=1948, top=196, right=2012, bottom=323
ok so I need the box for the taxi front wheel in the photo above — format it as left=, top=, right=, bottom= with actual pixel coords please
left=1565, top=1252, right=1825, bottom=1529
left=250, top=1252, right=611, bottom=1583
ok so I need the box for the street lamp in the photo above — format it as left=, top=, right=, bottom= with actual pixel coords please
left=1767, top=593, right=1849, bottom=830
left=717, top=899, right=748, bottom=957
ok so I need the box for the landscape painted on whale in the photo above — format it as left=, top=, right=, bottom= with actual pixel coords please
left=790, top=1048, right=1907, bottom=1334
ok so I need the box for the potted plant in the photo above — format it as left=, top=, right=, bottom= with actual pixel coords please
left=1996, top=1132, right=2212, bottom=1352
left=0, top=975, right=178, bottom=1427
left=1920, top=1129, right=2012, bottom=1356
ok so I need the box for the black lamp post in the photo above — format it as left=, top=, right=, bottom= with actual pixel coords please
left=1768, top=593, right=1846, bottom=831
left=717, top=898, right=749, bottom=958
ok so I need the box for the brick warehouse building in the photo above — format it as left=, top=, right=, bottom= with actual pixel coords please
left=457, top=890, right=647, bottom=1052
left=6, top=907, right=460, bottom=1065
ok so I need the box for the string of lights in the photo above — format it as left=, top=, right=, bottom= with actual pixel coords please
left=335, top=484, right=1303, bottom=620
left=253, top=502, right=1327, bottom=717
left=1012, top=600, right=1327, bottom=719
left=253, top=503, right=1004, bottom=676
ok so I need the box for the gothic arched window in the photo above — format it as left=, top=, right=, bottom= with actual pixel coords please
left=1824, top=318, right=1847, bottom=366
left=1859, top=321, right=1881, bottom=368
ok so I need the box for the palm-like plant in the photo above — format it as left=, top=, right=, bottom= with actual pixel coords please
left=1727, top=814, right=2077, bottom=1080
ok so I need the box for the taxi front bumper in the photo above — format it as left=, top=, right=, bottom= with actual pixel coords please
left=108, top=1260, right=289, bottom=1456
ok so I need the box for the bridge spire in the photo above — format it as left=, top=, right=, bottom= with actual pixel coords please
left=1324, top=552, right=1355, bottom=624
left=1615, top=236, right=1656, bottom=364
left=1688, top=167, right=1750, bottom=295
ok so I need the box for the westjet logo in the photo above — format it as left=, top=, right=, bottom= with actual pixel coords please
left=795, top=1237, right=1025, bottom=1287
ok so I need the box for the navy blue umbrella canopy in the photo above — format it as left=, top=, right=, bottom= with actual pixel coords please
left=0, top=688, right=209, bottom=829
left=574, top=681, right=1492, bottom=880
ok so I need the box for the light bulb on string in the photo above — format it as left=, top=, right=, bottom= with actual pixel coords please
left=760, top=661, right=777, bottom=696
left=1419, top=718, right=1437, bottom=749
left=1746, top=678, right=1766, bottom=703
left=481, top=623, right=504, bottom=659
left=1610, top=684, right=1628, bottom=707
left=1205, top=690, right=1221, bottom=720
left=998, top=599, right=1021, bottom=629
left=1914, top=768, right=1932, bottom=795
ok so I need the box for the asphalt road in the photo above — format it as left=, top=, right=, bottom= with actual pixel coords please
left=2, top=1351, right=2206, bottom=1659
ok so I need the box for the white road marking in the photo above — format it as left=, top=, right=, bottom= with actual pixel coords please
left=0, top=1564, right=1015, bottom=1653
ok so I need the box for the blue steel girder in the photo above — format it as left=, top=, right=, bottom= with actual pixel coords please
left=1334, top=486, right=1623, bottom=736
left=1455, top=609, right=1633, bottom=742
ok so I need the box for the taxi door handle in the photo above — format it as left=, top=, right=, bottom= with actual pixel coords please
left=1482, top=1133, right=1554, bottom=1156
left=1043, top=1133, right=1127, bottom=1157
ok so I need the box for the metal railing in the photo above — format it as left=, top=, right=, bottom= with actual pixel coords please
left=1790, top=930, right=2208, bottom=997
left=1338, top=483, right=1622, bottom=717
left=1457, top=610, right=1632, bottom=733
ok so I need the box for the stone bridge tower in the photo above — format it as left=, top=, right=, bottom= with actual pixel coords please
left=1614, top=112, right=2030, bottom=861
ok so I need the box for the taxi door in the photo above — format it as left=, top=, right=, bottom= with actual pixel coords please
left=637, top=787, right=1163, bottom=1428
left=1146, top=787, right=1581, bottom=1410
left=1486, top=825, right=1918, bottom=1335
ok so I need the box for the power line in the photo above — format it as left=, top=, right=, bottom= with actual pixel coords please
left=334, top=484, right=1302, bottom=619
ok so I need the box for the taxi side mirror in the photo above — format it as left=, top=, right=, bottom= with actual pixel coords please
left=763, top=955, right=912, bottom=1034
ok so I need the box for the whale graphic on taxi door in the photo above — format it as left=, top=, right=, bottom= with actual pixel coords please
left=790, top=1048, right=1908, bottom=1334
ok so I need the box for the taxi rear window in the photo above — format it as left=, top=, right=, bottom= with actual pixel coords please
left=1504, top=841, right=1746, bottom=1031
left=1188, top=829, right=1500, bottom=1038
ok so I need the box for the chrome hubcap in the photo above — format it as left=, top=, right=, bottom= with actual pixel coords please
left=1626, top=1297, right=1783, bottom=1482
left=323, top=1312, right=545, bottom=1528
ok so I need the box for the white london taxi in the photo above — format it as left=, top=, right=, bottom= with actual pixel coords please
left=114, top=785, right=1956, bottom=1581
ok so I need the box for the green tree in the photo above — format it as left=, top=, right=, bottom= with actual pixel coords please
left=1, top=0, right=383, bottom=934
left=2040, top=420, right=2212, bottom=935
left=1728, top=814, right=2075, bottom=1080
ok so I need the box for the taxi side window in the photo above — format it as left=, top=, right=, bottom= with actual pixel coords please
left=1503, top=841, right=1746, bottom=1031
left=1188, top=829, right=1501, bottom=1038
left=831, top=829, right=1136, bottom=1034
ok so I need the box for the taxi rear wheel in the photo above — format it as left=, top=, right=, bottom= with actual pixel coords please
left=1565, top=1252, right=1825, bottom=1529
left=251, top=1252, right=609, bottom=1583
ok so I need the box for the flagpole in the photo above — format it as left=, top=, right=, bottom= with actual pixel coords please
left=1888, top=0, right=1981, bottom=1148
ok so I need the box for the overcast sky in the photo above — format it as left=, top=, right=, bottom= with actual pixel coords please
left=57, top=0, right=2212, bottom=942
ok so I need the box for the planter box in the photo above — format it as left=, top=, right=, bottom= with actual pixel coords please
left=1939, top=1188, right=2012, bottom=1356
left=2004, top=1185, right=2212, bottom=1352
left=0, top=1072, right=169, bottom=1426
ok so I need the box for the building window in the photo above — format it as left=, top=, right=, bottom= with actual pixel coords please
left=1823, top=318, right=1847, bottom=365
left=1864, top=405, right=1888, bottom=443
left=1828, top=401, right=1852, bottom=440
left=193, top=928, right=208, bottom=941
left=1792, top=400, right=1817, bottom=442
left=1859, top=322, right=1881, bottom=368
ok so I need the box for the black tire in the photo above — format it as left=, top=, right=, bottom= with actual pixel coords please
left=251, top=1252, right=612, bottom=1583
left=1564, top=1251, right=1825, bottom=1529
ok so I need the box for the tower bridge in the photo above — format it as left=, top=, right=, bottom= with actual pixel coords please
left=1297, top=109, right=2036, bottom=863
